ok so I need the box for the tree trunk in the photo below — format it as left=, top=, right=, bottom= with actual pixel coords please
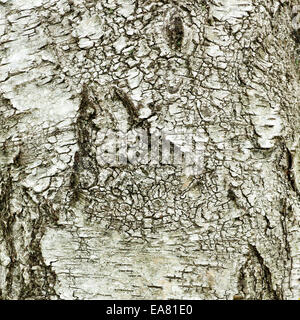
left=0, top=0, right=299, bottom=300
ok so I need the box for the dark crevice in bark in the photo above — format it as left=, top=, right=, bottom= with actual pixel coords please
left=20, top=195, right=60, bottom=300
left=0, top=170, right=59, bottom=299
left=237, top=263, right=246, bottom=300
left=279, top=200, right=293, bottom=291
left=113, top=86, right=139, bottom=126
left=286, top=148, right=298, bottom=193
left=69, top=86, right=100, bottom=204
left=248, top=244, right=282, bottom=300
left=0, top=172, right=16, bottom=299
left=166, top=12, right=184, bottom=50
left=237, top=244, right=283, bottom=300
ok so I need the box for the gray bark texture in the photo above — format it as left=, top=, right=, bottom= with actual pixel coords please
left=0, top=0, right=299, bottom=300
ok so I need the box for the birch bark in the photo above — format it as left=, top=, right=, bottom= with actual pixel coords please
left=0, top=0, right=299, bottom=300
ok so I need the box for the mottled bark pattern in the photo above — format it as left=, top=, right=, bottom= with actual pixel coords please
left=0, top=0, right=299, bottom=300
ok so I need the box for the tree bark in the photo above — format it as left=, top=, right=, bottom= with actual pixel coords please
left=0, top=0, right=299, bottom=300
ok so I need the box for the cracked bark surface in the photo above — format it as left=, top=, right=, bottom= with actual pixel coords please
left=0, top=0, right=299, bottom=300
